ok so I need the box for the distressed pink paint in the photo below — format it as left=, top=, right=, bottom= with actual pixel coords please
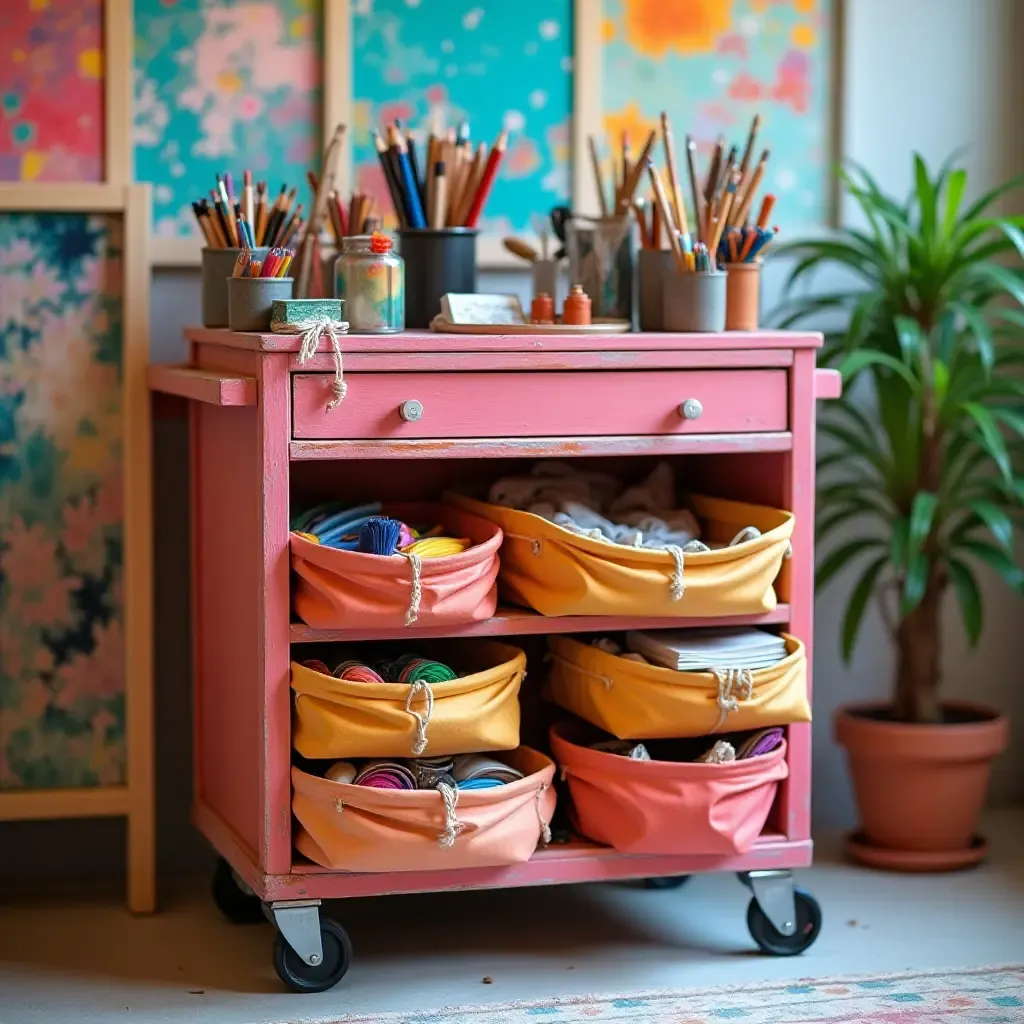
left=152, top=326, right=827, bottom=902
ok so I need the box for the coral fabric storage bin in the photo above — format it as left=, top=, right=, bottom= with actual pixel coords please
left=448, top=493, right=793, bottom=617
left=546, top=634, right=811, bottom=740
left=290, top=503, right=502, bottom=629
left=291, top=747, right=557, bottom=872
left=291, top=640, right=525, bottom=759
left=550, top=721, right=788, bottom=855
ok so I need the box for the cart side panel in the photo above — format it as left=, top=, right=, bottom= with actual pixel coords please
left=191, top=348, right=263, bottom=860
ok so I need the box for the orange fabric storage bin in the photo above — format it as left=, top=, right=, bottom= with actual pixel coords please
left=447, top=493, right=792, bottom=618
left=546, top=634, right=810, bottom=740
left=292, top=747, right=557, bottom=872
left=291, top=503, right=502, bottom=629
left=291, top=640, right=525, bottom=759
left=549, top=720, right=788, bottom=855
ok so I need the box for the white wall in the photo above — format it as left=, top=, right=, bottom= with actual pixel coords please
left=3, top=0, right=1021, bottom=887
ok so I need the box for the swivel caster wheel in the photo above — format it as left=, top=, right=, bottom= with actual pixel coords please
left=211, top=857, right=264, bottom=924
left=273, top=916, right=353, bottom=994
left=747, top=888, right=822, bottom=956
left=643, top=875, right=691, bottom=890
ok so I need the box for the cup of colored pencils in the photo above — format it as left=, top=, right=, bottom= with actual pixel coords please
left=226, top=247, right=295, bottom=332
left=370, top=117, right=506, bottom=325
left=195, top=169, right=305, bottom=327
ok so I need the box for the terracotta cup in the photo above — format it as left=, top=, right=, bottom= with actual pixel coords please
left=724, top=261, right=761, bottom=331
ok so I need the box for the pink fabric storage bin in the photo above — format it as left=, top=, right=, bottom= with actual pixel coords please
left=291, top=503, right=502, bottom=629
left=291, top=746, right=557, bottom=872
left=550, top=720, right=788, bottom=855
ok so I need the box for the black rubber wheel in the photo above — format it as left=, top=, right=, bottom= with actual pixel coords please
left=273, top=917, right=353, bottom=994
left=211, top=857, right=265, bottom=924
left=643, top=875, right=691, bottom=890
left=746, top=888, right=822, bottom=955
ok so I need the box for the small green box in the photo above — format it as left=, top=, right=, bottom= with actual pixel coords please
left=271, top=298, right=343, bottom=329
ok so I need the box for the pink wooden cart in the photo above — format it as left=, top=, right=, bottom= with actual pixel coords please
left=149, top=327, right=839, bottom=993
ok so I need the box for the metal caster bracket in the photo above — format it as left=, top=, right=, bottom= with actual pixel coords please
left=268, top=899, right=324, bottom=967
left=738, top=870, right=797, bottom=937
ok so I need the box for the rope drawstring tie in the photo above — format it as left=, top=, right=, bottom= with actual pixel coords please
left=405, top=678, right=435, bottom=755
left=535, top=784, right=552, bottom=845
left=436, top=780, right=467, bottom=849
left=401, top=551, right=423, bottom=625
left=667, top=544, right=685, bottom=600
left=712, top=667, right=755, bottom=729
left=277, top=316, right=350, bottom=412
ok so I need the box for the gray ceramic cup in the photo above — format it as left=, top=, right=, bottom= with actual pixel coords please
left=663, top=270, right=728, bottom=332
left=201, top=247, right=269, bottom=327
left=638, top=249, right=676, bottom=331
left=227, top=277, right=294, bottom=332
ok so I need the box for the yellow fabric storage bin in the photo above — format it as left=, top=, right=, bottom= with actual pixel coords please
left=449, top=493, right=793, bottom=617
left=291, top=640, right=524, bottom=759
left=546, top=634, right=810, bottom=739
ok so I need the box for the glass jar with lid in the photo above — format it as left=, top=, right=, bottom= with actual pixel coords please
left=334, top=232, right=405, bottom=334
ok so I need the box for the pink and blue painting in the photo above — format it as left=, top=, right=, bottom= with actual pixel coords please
left=351, top=0, right=573, bottom=236
left=601, top=0, right=834, bottom=228
left=0, top=213, right=125, bottom=789
left=0, top=0, right=105, bottom=182
left=133, top=0, right=323, bottom=239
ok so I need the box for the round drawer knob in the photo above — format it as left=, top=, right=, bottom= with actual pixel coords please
left=399, top=399, right=424, bottom=422
left=680, top=398, right=703, bottom=421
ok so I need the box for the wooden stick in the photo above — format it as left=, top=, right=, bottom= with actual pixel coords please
left=685, top=135, right=703, bottom=243
left=660, top=112, right=689, bottom=236
left=616, top=130, right=657, bottom=215
left=430, top=161, right=447, bottom=229
left=704, top=135, right=724, bottom=205
left=738, top=113, right=761, bottom=185
left=646, top=159, right=685, bottom=270
left=731, top=148, right=770, bottom=227
left=588, top=134, right=609, bottom=217
left=710, top=171, right=740, bottom=260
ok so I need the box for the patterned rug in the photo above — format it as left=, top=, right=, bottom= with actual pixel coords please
left=314, top=966, right=1024, bottom=1023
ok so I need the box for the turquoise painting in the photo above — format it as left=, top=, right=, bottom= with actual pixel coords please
left=601, top=0, right=833, bottom=229
left=133, top=0, right=323, bottom=240
left=351, top=0, right=573, bottom=236
left=0, top=213, right=125, bottom=789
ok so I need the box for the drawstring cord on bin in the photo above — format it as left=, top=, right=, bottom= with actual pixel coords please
left=535, top=784, right=552, bottom=845
left=712, top=667, right=755, bottom=730
left=277, top=315, right=350, bottom=412
left=404, top=678, right=435, bottom=755
left=401, top=551, right=423, bottom=625
left=436, top=780, right=467, bottom=849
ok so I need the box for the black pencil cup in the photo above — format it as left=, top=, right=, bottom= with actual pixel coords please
left=201, top=247, right=269, bottom=328
left=398, top=228, right=478, bottom=327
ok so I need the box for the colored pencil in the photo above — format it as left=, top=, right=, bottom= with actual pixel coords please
left=588, top=134, right=609, bottom=217
left=660, top=112, right=689, bottom=237
left=464, top=130, right=507, bottom=228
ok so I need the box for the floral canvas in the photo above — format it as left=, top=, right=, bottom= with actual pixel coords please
left=351, top=0, right=572, bottom=235
left=601, top=0, right=834, bottom=229
left=0, top=0, right=105, bottom=182
left=133, top=0, right=322, bottom=240
left=0, top=213, right=125, bottom=790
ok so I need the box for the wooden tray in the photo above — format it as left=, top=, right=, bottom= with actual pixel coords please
left=430, top=316, right=632, bottom=335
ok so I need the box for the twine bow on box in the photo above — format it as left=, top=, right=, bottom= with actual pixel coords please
left=272, top=315, right=350, bottom=412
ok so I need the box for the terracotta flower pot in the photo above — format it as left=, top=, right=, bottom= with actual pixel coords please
left=834, top=701, right=1008, bottom=872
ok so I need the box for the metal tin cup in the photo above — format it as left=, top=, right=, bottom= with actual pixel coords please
left=566, top=215, right=635, bottom=321
left=638, top=249, right=675, bottom=331
left=397, top=228, right=478, bottom=328
left=724, top=260, right=762, bottom=331
left=227, top=276, right=294, bottom=332
left=662, top=270, right=728, bottom=333
left=201, top=247, right=269, bottom=328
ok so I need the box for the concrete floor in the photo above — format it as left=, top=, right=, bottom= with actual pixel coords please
left=1, top=813, right=1023, bottom=1024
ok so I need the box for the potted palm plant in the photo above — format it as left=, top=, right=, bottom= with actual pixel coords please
left=774, top=155, right=1023, bottom=871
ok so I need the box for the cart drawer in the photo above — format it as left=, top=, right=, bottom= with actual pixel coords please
left=292, top=370, right=788, bottom=440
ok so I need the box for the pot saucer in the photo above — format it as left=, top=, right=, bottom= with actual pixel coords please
left=845, top=831, right=988, bottom=873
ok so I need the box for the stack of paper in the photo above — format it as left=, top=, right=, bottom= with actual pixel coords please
left=625, top=628, right=788, bottom=672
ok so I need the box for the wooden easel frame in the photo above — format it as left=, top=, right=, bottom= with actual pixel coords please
left=0, top=0, right=155, bottom=915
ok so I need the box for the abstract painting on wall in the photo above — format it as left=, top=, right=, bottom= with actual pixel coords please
left=0, top=0, right=105, bottom=182
left=351, top=0, right=573, bottom=237
left=133, top=0, right=322, bottom=240
left=601, top=0, right=834, bottom=229
left=0, top=213, right=125, bottom=789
